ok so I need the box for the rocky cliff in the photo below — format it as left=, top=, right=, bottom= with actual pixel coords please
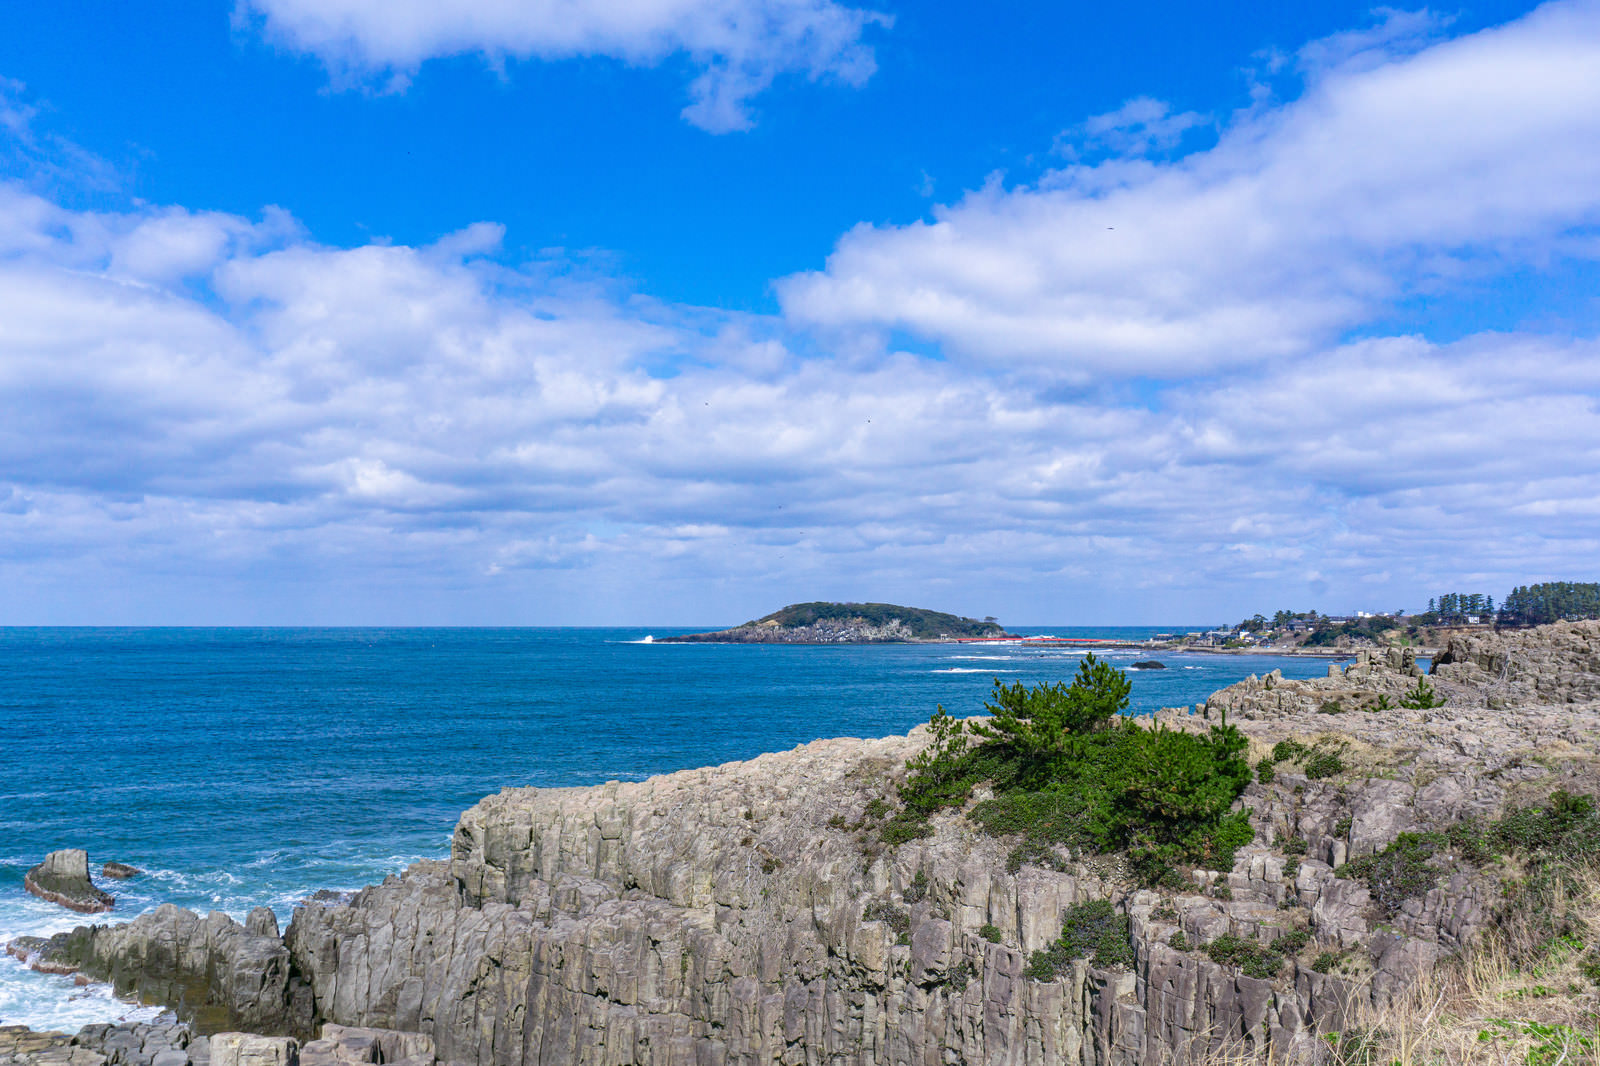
left=19, top=622, right=1600, bottom=1066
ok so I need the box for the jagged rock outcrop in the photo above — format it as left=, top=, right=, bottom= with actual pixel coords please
left=102, top=864, right=143, bottom=881
left=25, top=851, right=114, bottom=914
left=39, top=906, right=310, bottom=1039
left=20, top=623, right=1600, bottom=1066
left=1430, top=620, right=1600, bottom=705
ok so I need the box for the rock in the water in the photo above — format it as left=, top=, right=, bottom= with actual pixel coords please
left=24, top=851, right=113, bottom=914
left=1131, top=660, right=1166, bottom=669
left=101, top=862, right=142, bottom=880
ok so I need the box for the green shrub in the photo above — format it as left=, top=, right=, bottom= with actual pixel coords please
left=1257, top=759, right=1275, bottom=784
left=1400, top=678, right=1444, bottom=709
left=1024, top=899, right=1132, bottom=978
left=1274, top=929, right=1310, bottom=954
left=863, top=797, right=892, bottom=820
left=1004, top=839, right=1071, bottom=874
left=1318, top=700, right=1344, bottom=714
left=1310, top=950, right=1343, bottom=974
left=1272, top=739, right=1309, bottom=763
left=1304, top=750, right=1344, bottom=779
left=968, top=655, right=1131, bottom=773
left=1169, top=930, right=1190, bottom=951
left=1334, top=816, right=1353, bottom=838
left=1370, top=695, right=1393, bottom=712
left=979, top=923, right=1002, bottom=943
left=946, top=957, right=973, bottom=992
left=1204, top=934, right=1283, bottom=980
left=894, top=664, right=1254, bottom=887
left=1495, top=791, right=1600, bottom=854
left=904, top=869, right=929, bottom=903
left=1337, top=832, right=1447, bottom=916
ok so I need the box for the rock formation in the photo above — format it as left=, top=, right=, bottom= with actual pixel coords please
left=0, top=1021, right=434, bottom=1066
left=13, top=622, right=1600, bottom=1066
left=25, top=851, right=114, bottom=914
left=102, top=863, right=143, bottom=881
left=24, top=906, right=310, bottom=1039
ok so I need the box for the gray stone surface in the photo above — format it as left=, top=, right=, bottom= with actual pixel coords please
left=48, top=905, right=311, bottom=1038
left=24, top=851, right=114, bottom=915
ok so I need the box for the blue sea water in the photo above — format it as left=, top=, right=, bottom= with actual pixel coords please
left=0, top=626, right=1335, bottom=1030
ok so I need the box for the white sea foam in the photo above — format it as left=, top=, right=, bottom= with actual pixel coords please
left=0, top=952, right=163, bottom=1031
left=930, top=668, right=1013, bottom=674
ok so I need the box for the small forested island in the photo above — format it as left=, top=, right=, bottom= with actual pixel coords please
left=659, top=601, right=1011, bottom=643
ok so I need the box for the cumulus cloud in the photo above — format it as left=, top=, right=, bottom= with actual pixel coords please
left=238, top=0, right=889, bottom=131
left=780, top=0, right=1600, bottom=374
left=4, top=4, right=1600, bottom=622
left=2, top=169, right=1598, bottom=622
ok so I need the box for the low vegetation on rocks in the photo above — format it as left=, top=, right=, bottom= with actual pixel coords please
left=880, top=655, right=1254, bottom=886
left=1023, top=899, right=1133, bottom=977
left=1338, top=790, right=1600, bottom=918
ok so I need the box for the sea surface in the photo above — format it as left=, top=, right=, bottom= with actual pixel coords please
left=0, top=626, right=1339, bottom=1030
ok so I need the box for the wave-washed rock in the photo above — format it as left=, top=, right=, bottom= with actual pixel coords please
left=24, top=851, right=114, bottom=915
left=12, top=621, right=1600, bottom=1066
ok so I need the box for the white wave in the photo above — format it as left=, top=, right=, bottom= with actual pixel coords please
left=930, top=668, right=1014, bottom=674
left=949, top=655, right=1015, bottom=661
left=0, top=952, right=164, bottom=1031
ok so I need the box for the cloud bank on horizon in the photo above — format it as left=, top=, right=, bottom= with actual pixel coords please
left=0, top=1, right=1598, bottom=624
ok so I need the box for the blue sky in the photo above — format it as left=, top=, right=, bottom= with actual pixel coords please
left=1, top=0, right=1597, bottom=625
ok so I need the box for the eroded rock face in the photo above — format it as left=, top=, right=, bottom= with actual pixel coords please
left=1431, top=620, right=1600, bottom=705
left=25, top=851, right=114, bottom=915
left=49, top=905, right=310, bottom=1039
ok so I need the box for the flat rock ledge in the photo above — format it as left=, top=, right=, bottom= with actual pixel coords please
left=0, top=1023, right=433, bottom=1066
left=14, top=621, right=1600, bottom=1066
left=25, top=851, right=114, bottom=915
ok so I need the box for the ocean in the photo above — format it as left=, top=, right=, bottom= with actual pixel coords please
left=0, top=626, right=1336, bottom=1031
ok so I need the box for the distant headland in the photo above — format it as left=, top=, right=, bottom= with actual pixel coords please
left=658, top=601, right=1012, bottom=643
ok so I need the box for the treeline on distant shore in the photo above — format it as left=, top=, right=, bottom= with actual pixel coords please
left=1237, top=580, right=1600, bottom=636
left=1498, top=582, right=1600, bottom=626
left=1415, top=583, right=1600, bottom=626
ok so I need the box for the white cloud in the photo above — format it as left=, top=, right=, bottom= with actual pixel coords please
left=4, top=4, right=1600, bottom=622
left=1, top=170, right=1597, bottom=622
left=1061, top=96, right=1209, bottom=158
left=238, top=0, right=889, bottom=131
left=780, top=0, right=1600, bottom=374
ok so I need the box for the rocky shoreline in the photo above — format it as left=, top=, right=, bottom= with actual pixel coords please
left=5, top=621, right=1599, bottom=1065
